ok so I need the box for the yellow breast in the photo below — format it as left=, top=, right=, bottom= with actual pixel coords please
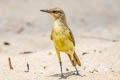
left=52, top=20, right=74, bottom=52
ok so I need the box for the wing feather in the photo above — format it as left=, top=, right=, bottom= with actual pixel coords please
left=65, top=26, right=75, bottom=46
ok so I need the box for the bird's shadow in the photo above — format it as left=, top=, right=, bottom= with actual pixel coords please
left=49, top=71, right=77, bottom=79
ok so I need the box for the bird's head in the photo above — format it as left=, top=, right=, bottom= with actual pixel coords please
left=40, top=8, right=65, bottom=20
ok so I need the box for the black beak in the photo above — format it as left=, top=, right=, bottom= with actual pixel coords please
left=40, top=9, right=49, bottom=13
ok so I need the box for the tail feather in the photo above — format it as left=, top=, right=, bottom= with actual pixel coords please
left=67, top=52, right=81, bottom=66
left=73, top=52, right=81, bottom=66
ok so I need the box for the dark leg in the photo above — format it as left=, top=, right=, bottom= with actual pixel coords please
left=74, top=66, right=79, bottom=75
left=72, top=60, right=79, bottom=75
left=60, top=62, right=64, bottom=78
left=56, top=51, right=64, bottom=78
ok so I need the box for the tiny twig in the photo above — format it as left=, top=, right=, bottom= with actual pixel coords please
left=82, top=52, right=89, bottom=56
left=4, top=42, right=10, bottom=46
left=89, top=69, right=98, bottom=73
left=25, top=62, right=29, bottom=72
left=8, top=57, right=13, bottom=70
left=20, top=51, right=33, bottom=54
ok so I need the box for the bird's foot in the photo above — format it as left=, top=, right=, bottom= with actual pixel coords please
left=76, top=72, right=80, bottom=75
left=73, top=72, right=85, bottom=77
left=72, top=72, right=79, bottom=75
left=61, top=74, right=65, bottom=78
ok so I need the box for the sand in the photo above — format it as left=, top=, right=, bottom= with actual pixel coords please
left=0, top=34, right=120, bottom=80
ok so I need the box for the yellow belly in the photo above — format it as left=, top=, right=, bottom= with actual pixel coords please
left=52, top=20, right=74, bottom=52
left=53, top=32, right=74, bottom=52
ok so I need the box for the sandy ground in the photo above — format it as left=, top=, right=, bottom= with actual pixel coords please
left=0, top=0, right=120, bottom=80
left=0, top=34, right=120, bottom=80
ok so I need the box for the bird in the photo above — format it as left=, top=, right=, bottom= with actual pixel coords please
left=40, top=8, right=81, bottom=77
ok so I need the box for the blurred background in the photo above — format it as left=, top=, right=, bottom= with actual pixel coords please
left=0, top=0, right=120, bottom=39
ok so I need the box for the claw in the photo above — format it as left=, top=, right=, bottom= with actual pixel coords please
left=76, top=72, right=80, bottom=75
left=61, top=74, right=64, bottom=78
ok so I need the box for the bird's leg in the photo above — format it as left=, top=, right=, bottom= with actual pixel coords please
left=57, top=51, right=64, bottom=78
left=70, top=51, right=79, bottom=75
left=60, top=62, right=64, bottom=77
left=74, top=65, right=79, bottom=75
left=72, top=60, right=79, bottom=75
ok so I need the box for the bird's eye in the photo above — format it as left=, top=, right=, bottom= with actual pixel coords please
left=53, top=11, right=56, bottom=13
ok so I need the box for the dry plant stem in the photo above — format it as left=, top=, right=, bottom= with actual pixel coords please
left=8, top=57, right=13, bottom=70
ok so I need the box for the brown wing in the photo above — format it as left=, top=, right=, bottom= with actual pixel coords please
left=65, top=26, right=75, bottom=46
